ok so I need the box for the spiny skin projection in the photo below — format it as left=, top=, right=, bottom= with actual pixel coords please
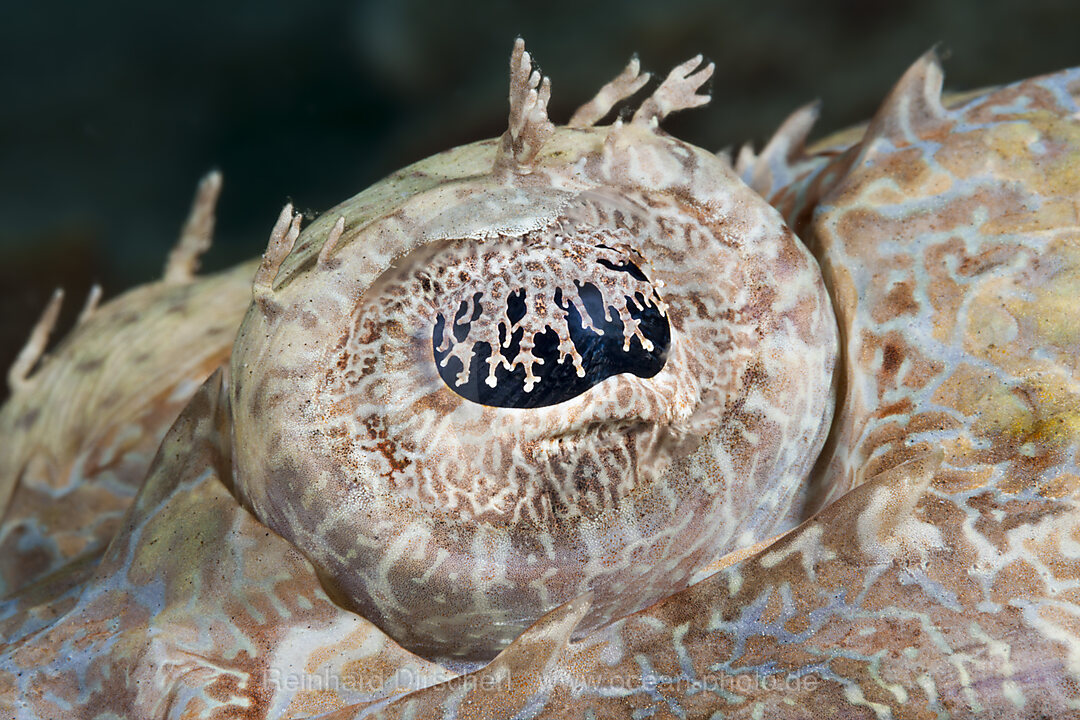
left=2, top=40, right=1079, bottom=720
left=430, top=232, right=670, bottom=408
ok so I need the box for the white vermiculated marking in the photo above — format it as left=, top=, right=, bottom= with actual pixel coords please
left=759, top=525, right=834, bottom=582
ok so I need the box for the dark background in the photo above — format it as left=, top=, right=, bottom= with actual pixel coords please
left=2, top=0, right=1077, bottom=402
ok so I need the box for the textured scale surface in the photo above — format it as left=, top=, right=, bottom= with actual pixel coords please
left=2, top=40, right=1080, bottom=719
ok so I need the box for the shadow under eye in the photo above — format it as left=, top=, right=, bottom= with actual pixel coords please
left=433, top=277, right=670, bottom=410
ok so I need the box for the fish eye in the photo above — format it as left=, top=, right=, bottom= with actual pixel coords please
left=228, top=43, right=838, bottom=663
left=432, top=245, right=670, bottom=409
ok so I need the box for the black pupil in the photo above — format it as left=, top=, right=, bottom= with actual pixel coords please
left=432, top=262, right=670, bottom=409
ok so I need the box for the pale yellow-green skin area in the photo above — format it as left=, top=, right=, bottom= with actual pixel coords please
left=3, top=47, right=1080, bottom=720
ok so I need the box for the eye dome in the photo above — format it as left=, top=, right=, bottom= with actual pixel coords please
left=432, top=234, right=671, bottom=409
left=228, top=42, right=837, bottom=664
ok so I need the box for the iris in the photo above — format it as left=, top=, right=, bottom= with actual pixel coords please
left=433, top=261, right=669, bottom=409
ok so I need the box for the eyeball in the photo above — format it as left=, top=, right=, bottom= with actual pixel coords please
left=229, top=46, right=837, bottom=662
left=430, top=234, right=671, bottom=409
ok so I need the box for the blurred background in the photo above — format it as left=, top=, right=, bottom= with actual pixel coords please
left=2, top=0, right=1078, bottom=402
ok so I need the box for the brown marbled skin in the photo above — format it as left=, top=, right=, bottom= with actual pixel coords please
left=4, top=44, right=1080, bottom=720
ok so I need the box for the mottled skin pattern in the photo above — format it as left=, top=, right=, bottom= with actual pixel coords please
left=2, top=40, right=1079, bottom=720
